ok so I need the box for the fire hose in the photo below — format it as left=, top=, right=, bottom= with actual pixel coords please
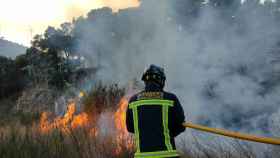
left=183, top=122, right=280, bottom=145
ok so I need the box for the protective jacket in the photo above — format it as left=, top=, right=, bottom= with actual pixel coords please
left=126, top=83, right=185, bottom=158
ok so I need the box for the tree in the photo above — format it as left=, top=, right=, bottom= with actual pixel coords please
left=0, top=56, right=25, bottom=98
left=27, top=26, right=77, bottom=89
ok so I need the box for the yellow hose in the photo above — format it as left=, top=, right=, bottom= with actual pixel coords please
left=183, top=122, right=280, bottom=145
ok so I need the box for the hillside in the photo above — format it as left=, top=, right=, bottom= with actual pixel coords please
left=0, top=38, right=27, bottom=58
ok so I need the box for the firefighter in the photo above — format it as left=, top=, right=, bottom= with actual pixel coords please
left=126, top=64, right=186, bottom=158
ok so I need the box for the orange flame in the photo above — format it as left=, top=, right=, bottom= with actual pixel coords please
left=39, top=96, right=134, bottom=154
left=114, top=98, right=128, bottom=132
left=114, top=97, right=134, bottom=154
left=40, top=102, right=89, bottom=134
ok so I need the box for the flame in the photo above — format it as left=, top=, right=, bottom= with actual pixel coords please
left=114, top=98, right=128, bottom=132
left=40, top=102, right=89, bottom=134
left=79, top=91, right=86, bottom=98
left=114, top=97, right=134, bottom=154
left=39, top=96, right=134, bottom=154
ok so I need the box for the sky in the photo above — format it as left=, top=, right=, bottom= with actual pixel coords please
left=0, top=0, right=139, bottom=46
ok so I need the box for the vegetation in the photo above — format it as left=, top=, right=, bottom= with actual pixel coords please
left=0, top=126, right=278, bottom=158
left=0, top=126, right=133, bottom=158
left=83, top=83, right=125, bottom=114
left=0, top=56, right=25, bottom=99
left=0, top=83, right=278, bottom=158
left=1, top=0, right=280, bottom=157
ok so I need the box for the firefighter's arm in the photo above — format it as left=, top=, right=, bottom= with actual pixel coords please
left=170, top=96, right=186, bottom=137
left=126, top=99, right=134, bottom=133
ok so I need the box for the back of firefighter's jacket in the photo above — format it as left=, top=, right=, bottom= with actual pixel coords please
left=126, top=91, right=185, bottom=158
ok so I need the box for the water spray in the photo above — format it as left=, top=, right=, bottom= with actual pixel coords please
left=183, top=122, right=280, bottom=145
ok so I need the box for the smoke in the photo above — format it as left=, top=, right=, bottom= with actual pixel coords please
left=74, top=0, right=280, bottom=137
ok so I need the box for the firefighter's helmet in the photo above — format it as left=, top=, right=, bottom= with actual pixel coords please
left=142, top=64, right=166, bottom=88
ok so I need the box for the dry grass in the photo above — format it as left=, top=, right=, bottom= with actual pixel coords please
left=1, top=84, right=279, bottom=158
left=0, top=125, right=134, bottom=158
left=1, top=125, right=280, bottom=158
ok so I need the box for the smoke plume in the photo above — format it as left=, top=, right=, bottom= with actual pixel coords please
left=74, top=0, right=280, bottom=138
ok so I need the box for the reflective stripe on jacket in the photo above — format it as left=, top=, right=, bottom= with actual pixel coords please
left=126, top=90, right=185, bottom=158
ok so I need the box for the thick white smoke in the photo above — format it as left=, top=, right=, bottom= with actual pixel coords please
left=74, top=0, right=280, bottom=138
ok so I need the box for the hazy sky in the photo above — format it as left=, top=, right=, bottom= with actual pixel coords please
left=0, top=0, right=139, bottom=46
